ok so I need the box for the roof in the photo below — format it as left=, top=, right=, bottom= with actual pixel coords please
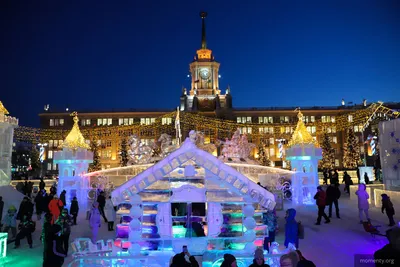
left=0, top=101, right=9, bottom=115
left=111, top=137, right=276, bottom=210
left=288, top=110, right=319, bottom=147
left=61, top=112, right=90, bottom=150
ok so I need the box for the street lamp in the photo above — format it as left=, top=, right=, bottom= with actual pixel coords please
left=37, top=143, right=48, bottom=177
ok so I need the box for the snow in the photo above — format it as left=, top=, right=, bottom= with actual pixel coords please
left=1, top=184, right=395, bottom=267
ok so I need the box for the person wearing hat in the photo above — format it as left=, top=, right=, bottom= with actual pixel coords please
left=381, top=194, right=395, bottom=226
left=313, top=186, right=330, bottom=225
left=2, top=205, right=17, bottom=239
left=43, top=224, right=67, bottom=267
left=220, top=253, right=237, bottom=267
left=249, top=248, right=270, bottom=267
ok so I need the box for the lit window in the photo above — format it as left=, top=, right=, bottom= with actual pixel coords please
left=49, top=119, right=54, bottom=126
left=268, top=117, right=273, bottom=123
left=54, top=119, right=59, bottom=126
left=269, top=127, right=274, bottom=134
left=145, top=118, right=150, bottom=125
left=118, top=118, right=124, bottom=125
left=321, top=116, right=326, bottom=123
left=332, top=137, right=337, bottom=143
left=58, top=140, right=63, bottom=147
left=269, top=148, right=275, bottom=156
left=237, top=117, right=242, bottom=123
left=332, top=127, right=336, bottom=133
left=49, top=140, right=54, bottom=148
left=59, top=119, right=64, bottom=126
left=310, top=116, right=315, bottom=122
left=140, top=118, right=146, bottom=125
left=258, top=127, right=264, bottom=134
left=107, top=118, right=112, bottom=125
left=285, top=127, right=291, bottom=134
left=129, top=118, right=134, bottom=125
left=86, top=119, right=91, bottom=126
left=151, top=118, right=156, bottom=124
left=335, top=159, right=339, bottom=166
left=47, top=163, right=52, bottom=170
left=54, top=140, right=59, bottom=147
left=162, top=118, right=172, bottom=125
left=48, top=151, right=53, bottom=159
left=258, top=117, right=263, bottom=124
left=280, top=127, right=285, bottom=134
left=331, top=116, right=335, bottom=123
left=97, top=119, right=102, bottom=126
left=246, top=117, right=252, bottom=123
left=348, top=115, right=353, bottom=122
left=53, top=164, right=57, bottom=171
left=311, top=126, right=316, bottom=134
left=327, top=127, right=332, bottom=133
left=354, top=126, right=359, bottom=132
left=85, top=139, right=90, bottom=145
left=269, top=138, right=274, bottom=145
left=124, top=118, right=129, bottom=125
left=360, top=146, right=364, bottom=153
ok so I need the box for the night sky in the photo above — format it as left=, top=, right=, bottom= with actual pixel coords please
left=1, top=0, right=399, bottom=127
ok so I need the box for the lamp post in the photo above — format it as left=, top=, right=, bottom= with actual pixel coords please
left=37, top=143, right=48, bottom=178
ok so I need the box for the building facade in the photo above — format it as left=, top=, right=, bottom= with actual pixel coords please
left=38, top=13, right=400, bottom=174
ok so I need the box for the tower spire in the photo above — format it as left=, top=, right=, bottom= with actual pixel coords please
left=200, top=11, right=207, bottom=49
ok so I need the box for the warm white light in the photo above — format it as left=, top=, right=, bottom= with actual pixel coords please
left=218, top=75, right=221, bottom=78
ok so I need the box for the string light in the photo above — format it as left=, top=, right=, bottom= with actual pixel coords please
left=288, top=110, right=318, bottom=147
left=61, top=112, right=90, bottom=150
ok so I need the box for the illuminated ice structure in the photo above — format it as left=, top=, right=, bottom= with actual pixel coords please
left=286, top=110, right=322, bottom=205
left=109, top=137, right=278, bottom=266
left=54, top=113, right=93, bottom=209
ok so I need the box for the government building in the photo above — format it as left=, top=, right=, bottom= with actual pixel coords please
left=38, top=13, right=400, bottom=174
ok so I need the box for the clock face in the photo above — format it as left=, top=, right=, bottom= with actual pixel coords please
left=199, top=68, right=210, bottom=80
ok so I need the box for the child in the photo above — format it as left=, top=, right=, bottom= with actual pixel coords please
left=381, top=194, right=395, bottom=226
left=2, top=205, right=17, bottom=239
left=355, top=184, right=370, bottom=223
left=263, top=210, right=277, bottom=252
left=70, top=197, right=79, bottom=225
left=14, top=213, right=35, bottom=249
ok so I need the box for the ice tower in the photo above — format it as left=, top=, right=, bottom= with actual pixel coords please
left=286, top=110, right=322, bottom=205
left=54, top=112, right=92, bottom=209
left=0, top=101, right=18, bottom=185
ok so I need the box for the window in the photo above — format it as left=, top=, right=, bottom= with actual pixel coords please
left=97, top=118, right=112, bottom=126
left=47, top=163, right=52, bottom=170
left=81, top=119, right=91, bottom=126
left=285, top=127, right=292, bottom=134
left=269, top=138, right=274, bottom=145
left=332, top=137, right=337, bottom=144
left=162, top=118, right=172, bottom=125
left=48, top=150, right=53, bottom=159
left=360, top=146, right=364, bottom=153
left=140, top=118, right=156, bottom=125
left=269, top=148, right=275, bottom=156
left=49, top=140, right=54, bottom=148
left=59, top=140, right=63, bottom=147
left=53, top=164, right=57, bottom=171
left=49, top=119, right=54, bottom=126
left=54, top=140, right=59, bottom=148
left=59, top=119, right=64, bottom=126
left=335, top=159, right=339, bottom=167
left=280, top=116, right=289, bottom=123
left=354, top=125, right=359, bottom=132
left=258, top=116, right=273, bottom=124
left=237, top=117, right=251, bottom=124
left=306, top=126, right=316, bottom=134
left=331, top=116, right=335, bottom=123
left=310, top=116, right=315, bottom=122
left=348, top=115, right=353, bottom=122
left=240, top=127, right=252, bottom=134
left=129, top=118, right=134, bottom=125
left=332, top=127, right=336, bottom=133
left=321, top=116, right=334, bottom=123
left=107, top=118, right=112, bottom=125
left=118, top=118, right=124, bottom=125
left=85, top=139, right=90, bottom=145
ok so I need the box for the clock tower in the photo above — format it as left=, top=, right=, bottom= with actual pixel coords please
left=180, top=12, right=232, bottom=112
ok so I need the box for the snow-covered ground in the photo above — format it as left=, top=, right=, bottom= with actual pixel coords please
left=0, top=185, right=395, bottom=267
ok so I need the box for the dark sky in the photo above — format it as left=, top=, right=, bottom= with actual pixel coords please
left=1, top=0, right=399, bottom=127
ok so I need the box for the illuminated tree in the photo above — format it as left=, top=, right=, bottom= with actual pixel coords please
left=257, top=140, right=271, bottom=166
left=89, top=140, right=101, bottom=172
left=321, top=132, right=335, bottom=169
left=29, top=146, right=41, bottom=176
left=119, top=138, right=129, bottom=167
left=343, top=128, right=361, bottom=169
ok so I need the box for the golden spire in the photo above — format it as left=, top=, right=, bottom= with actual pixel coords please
left=0, top=101, right=9, bottom=115
left=61, top=112, right=90, bottom=150
left=288, top=108, right=319, bottom=147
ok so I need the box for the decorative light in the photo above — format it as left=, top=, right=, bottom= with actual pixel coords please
left=61, top=112, right=90, bottom=150
left=288, top=109, right=319, bottom=147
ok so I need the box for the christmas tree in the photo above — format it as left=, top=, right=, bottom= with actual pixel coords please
left=29, top=145, right=41, bottom=176
left=89, top=140, right=101, bottom=172
left=257, top=140, right=271, bottom=166
left=343, top=128, right=361, bottom=169
left=320, top=132, right=335, bottom=169
left=119, top=138, right=129, bottom=167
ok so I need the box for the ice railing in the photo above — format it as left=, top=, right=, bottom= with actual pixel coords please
left=0, top=114, right=18, bottom=125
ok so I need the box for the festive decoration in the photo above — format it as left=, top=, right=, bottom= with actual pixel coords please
left=288, top=109, right=318, bottom=147
left=29, top=146, right=41, bottom=176
left=189, top=130, right=217, bottom=153
left=257, top=140, right=271, bottom=166
left=88, top=139, right=101, bottom=172
left=320, top=132, right=335, bottom=169
left=365, top=134, right=378, bottom=156
left=343, top=128, right=362, bottom=169
left=119, top=138, right=129, bottom=167
left=158, top=133, right=178, bottom=157
left=218, top=129, right=256, bottom=160
left=61, top=112, right=90, bottom=151
left=127, top=134, right=156, bottom=164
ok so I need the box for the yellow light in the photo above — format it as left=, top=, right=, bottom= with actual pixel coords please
left=60, top=112, right=90, bottom=150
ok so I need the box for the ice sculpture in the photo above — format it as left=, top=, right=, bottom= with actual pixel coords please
left=158, top=133, right=179, bottom=157
left=218, top=129, right=256, bottom=162
left=189, top=130, right=217, bottom=153
left=379, top=119, right=400, bottom=189
left=128, top=134, right=156, bottom=164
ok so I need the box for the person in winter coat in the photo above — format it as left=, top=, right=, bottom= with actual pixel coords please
left=381, top=194, right=395, bottom=226
left=2, top=205, right=17, bottom=239
left=263, top=210, right=277, bottom=252
left=70, top=196, right=79, bottom=225
left=220, top=253, right=237, bottom=267
left=57, top=209, right=73, bottom=255
left=34, top=190, right=46, bottom=220
left=322, top=169, right=328, bottom=185
left=295, top=250, right=316, bottom=267
left=249, top=248, right=270, bottom=267
left=279, top=251, right=299, bottom=267
left=314, top=186, right=330, bottom=225
left=105, top=196, right=116, bottom=231
left=284, top=208, right=299, bottom=248
left=355, top=183, right=370, bottom=223
left=342, top=171, right=352, bottom=194
left=89, top=202, right=101, bottom=244
left=41, top=213, right=53, bottom=265
left=43, top=224, right=67, bottom=267
left=14, top=213, right=35, bottom=249
left=374, top=227, right=400, bottom=267
left=170, top=250, right=200, bottom=267
left=326, top=183, right=341, bottom=218
left=59, top=190, right=67, bottom=209
left=39, top=178, right=46, bottom=191
left=96, top=191, right=108, bottom=222
left=17, top=197, right=34, bottom=221
left=48, top=195, right=63, bottom=224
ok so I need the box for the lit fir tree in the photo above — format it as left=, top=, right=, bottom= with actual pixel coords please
left=89, top=140, right=101, bottom=172
left=29, top=145, right=41, bottom=176
left=343, top=128, right=361, bottom=169
left=119, top=138, right=129, bottom=167
left=321, top=132, right=335, bottom=169
left=257, top=140, right=271, bottom=166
